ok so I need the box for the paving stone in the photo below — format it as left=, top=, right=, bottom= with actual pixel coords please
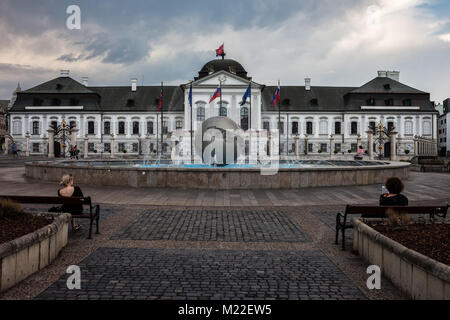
left=36, top=247, right=366, bottom=300
left=112, top=208, right=310, bottom=242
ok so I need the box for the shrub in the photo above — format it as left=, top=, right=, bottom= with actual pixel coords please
left=0, top=199, right=22, bottom=219
left=348, top=150, right=352, bottom=154
left=334, top=150, right=338, bottom=154
left=404, top=149, right=410, bottom=155
left=122, top=150, right=127, bottom=154
left=318, top=150, right=323, bottom=153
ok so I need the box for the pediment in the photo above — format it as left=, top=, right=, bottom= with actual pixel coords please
left=193, top=71, right=255, bottom=87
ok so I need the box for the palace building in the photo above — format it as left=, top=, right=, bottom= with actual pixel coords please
left=5, top=57, right=438, bottom=159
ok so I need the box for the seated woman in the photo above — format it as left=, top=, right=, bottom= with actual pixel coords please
left=380, top=177, right=408, bottom=206
left=58, top=174, right=84, bottom=231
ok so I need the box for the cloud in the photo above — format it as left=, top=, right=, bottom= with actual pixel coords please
left=0, top=0, right=449, bottom=103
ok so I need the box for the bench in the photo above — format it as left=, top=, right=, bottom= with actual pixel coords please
left=0, top=195, right=100, bottom=239
left=335, top=204, right=449, bottom=250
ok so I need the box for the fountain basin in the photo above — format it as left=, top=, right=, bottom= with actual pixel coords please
left=25, top=160, right=410, bottom=189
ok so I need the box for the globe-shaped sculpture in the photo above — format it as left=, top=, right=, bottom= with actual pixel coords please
left=194, top=116, right=245, bottom=166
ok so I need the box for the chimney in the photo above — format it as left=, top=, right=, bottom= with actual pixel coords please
left=131, top=78, right=137, bottom=92
left=60, top=70, right=70, bottom=77
left=82, top=77, right=89, bottom=87
left=378, top=70, right=400, bottom=82
left=305, top=78, right=311, bottom=91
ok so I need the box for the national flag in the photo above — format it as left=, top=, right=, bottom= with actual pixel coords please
left=271, top=82, right=280, bottom=107
left=240, top=83, right=251, bottom=106
left=216, top=44, right=224, bottom=57
left=158, top=84, right=163, bottom=110
left=209, top=85, right=221, bottom=103
left=188, top=83, right=193, bottom=108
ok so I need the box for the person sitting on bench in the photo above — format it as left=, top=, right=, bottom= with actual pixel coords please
left=380, top=177, right=408, bottom=206
left=58, top=174, right=84, bottom=231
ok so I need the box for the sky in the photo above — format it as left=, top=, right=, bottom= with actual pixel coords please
left=0, top=0, right=449, bottom=103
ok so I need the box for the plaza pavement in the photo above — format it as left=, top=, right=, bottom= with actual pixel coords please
left=0, top=157, right=449, bottom=300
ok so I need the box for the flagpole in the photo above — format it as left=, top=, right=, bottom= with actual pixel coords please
left=219, top=80, right=222, bottom=114
left=160, top=81, right=163, bottom=156
left=190, top=81, right=193, bottom=164
left=249, top=81, right=252, bottom=130
left=278, top=80, right=281, bottom=156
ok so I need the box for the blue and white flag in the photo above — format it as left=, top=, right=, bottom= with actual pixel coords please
left=240, top=83, right=251, bottom=106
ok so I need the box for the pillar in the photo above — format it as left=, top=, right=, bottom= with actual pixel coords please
left=268, top=132, right=272, bottom=157
left=42, top=135, right=48, bottom=156
left=25, top=132, right=30, bottom=156
left=47, top=128, right=55, bottom=158
left=329, top=134, right=335, bottom=158
left=390, top=131, right=397, bottom=161
left=84, top=135, right=89, bottom=159
left=367, top=130, right=374, bottom=160
left=138, top=135, right=143, bottom=156
left=294, top=135, right=300, bottom=158
left=4, top=136, right=9, bottom=155
left=145, top=134, right=151, bottom=157
left=356, top=134, right=361, bottom=154
left=110, top=134, right=115, bottom=158
left=71, top=128, right=79, bottom=148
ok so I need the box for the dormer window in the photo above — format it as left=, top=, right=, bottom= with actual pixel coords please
left=366, top=98, right=375, bottom=106
left=383, top=84, right=391, bottom=90
left=403, top=99, right=412, bottom=106
left=56, top=84, right=63, bottom=90
left=126, top=99, right=135, bottom=107
left=385, top=99, right=394, bottom=106
left=310, top=99, right=318, bottom=106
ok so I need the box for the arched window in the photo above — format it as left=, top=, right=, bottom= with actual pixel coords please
left=405, top=120, right=413, bottom=135
left=197, top=106, right=205, bottom=121
left=319, top=119, right=328, bottom=135
left=12, top=119, right=22, bottom=135
left=219, top=106, right=227, bottom=117
left=240, top=107, right=249, bottom=131
left=423, top=121, right=431, bottom=136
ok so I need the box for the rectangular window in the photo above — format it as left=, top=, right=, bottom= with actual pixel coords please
left=388, top=122, right=394, bottom=132
left=351, top=121, right=358, bottom=135
left=104, top=143, right=111, bottom=153
left=118, top=121, right=125, bottom=135
left=335, top=143, right=341, bottom=153
left=334, top=122, right=341, bottom=135
left=263, top=121, right=270, bottom=132
left=278, top=122, right=284, bottom=134
left=132, top=121, right=139, bottom=135
left=306, top=122, right=313, bottom=135
left=32, top=143, right=40, bottom=153
left=13, top=121, right=21, bottom=135
left=369, top=121, right=376, bottom=133
left=308, top=143, right=313, bottom=153
left=51, top=121, right=58, bottom=130
left=88, top=142, right=95, bottom=152
left=118, top=143, right=125, bottom=152
left=351, top=143, right=358, bottom=153
left=32, top=121, right=40, bottom=135
left=132, top=143, right=139, bottom=153
left=88, top=121, right=95, bottom=135
left=320, top=143, right=327, bottom=152
left=70, top=121, right=76, bottom=129
left=147, top=121, right=154, bottom=135
left=319, top=120, right=328, bottom=135
left=104, top=122, right=111, bottom=135
left=292, top=122, right=299, bottom=135
left=405, top=121, right=413, bottom=135
left=163, top=121, right=168, bottom=134
left=176, top=120, right=182, bottom=130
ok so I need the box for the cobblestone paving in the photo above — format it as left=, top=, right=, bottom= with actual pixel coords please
left=112, top=208, right=310, bottom=242
left=36, top=247, right=366, bottom=300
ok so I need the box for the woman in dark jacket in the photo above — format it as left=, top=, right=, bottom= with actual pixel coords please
left=380, top=177, right=408, bottom=206
left=58, top=174, right=84, bottom=231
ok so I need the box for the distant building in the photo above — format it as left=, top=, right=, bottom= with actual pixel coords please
left=8, top=58, right=438, bottom=158
left=438, top=98, right=449, bottom=156
left=444, top=98, right=450, bottom=114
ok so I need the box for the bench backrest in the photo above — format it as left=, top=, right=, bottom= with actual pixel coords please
left=345, top=205, right=448, bottom=218
left=0, top=195, right=92, bottom=206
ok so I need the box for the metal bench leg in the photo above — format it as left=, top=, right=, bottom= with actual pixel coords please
left=342, top=229, right=346, bottom=251
left=335, top=227, right=339, bottom=245
left=87, top=219, right=93, bottom=239
left=96, top=216, right=100, bottom=234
